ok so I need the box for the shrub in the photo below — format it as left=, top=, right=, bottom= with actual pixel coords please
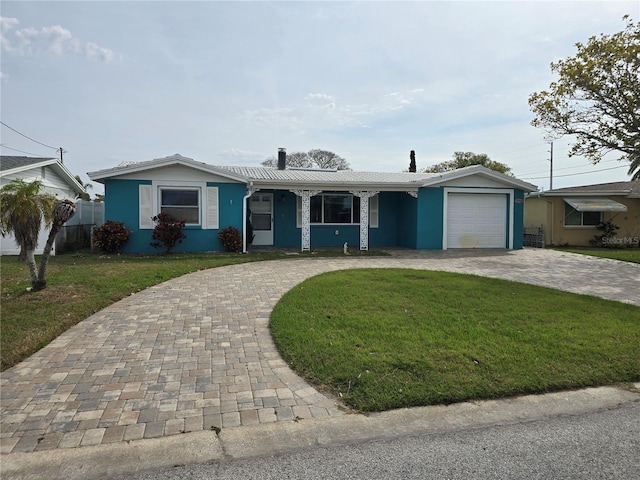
left=218, top=226, right=242, bottom=253
left=590, top=220, right=620, bottom=247
left=150, top=212, right=186, bottom=253
left=92, top=221, right=131, bottom=253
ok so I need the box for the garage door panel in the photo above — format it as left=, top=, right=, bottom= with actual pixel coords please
left=447, top=194, right=506, bottom=248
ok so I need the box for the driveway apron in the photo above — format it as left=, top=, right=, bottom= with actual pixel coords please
left=1, top=249, right=638, bottom=454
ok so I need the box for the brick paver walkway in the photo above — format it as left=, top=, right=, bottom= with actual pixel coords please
left=1, top=249, right=638, bottom=454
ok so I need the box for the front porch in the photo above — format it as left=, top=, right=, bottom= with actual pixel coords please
left=246, top=189, right=417, bottom=253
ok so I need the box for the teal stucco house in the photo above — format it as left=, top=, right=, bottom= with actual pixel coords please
left=88, top=152, right=537, bottom=254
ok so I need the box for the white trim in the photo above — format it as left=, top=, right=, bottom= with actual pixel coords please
left=140, top=180, right=219, bottom=229
left=88, top=154, right=248, bottom=183
left=442, top=188, right=514, bottom=250
left=153, top=181, right=206, bottom=226
left=423, top=165, right=537, bottom=192
left=139, top=184, right=154, bottom=229
left=205, top=187, right=219, bottom=229
left=159, top=186, right=202, bottom=226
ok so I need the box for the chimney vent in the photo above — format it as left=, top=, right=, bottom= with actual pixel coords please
left=277, top=148, right=286, bottom=170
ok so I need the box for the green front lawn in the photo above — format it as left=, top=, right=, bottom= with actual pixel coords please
left=555, top=247, right=640, bottom=263
left=270, top=268, right=640, bottom=412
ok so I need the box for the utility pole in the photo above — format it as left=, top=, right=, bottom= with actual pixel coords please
left=59, top=147, right=64, bottom=164
left=548, top=141, right=553, bottom=190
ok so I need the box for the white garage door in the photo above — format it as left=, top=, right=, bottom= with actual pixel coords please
left=447, top=193, right=507, bottom=248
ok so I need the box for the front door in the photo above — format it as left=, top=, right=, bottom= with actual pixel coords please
left=250, top=193, right=273, bottom=246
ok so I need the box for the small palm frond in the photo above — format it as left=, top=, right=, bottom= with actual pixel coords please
left=0, top=179, right=56, bottom=238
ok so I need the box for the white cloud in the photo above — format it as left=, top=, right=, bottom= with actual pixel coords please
left=220, top=147, right=265, bottom=158
left=0, top=16, right=19, bottom=32
left=244, top=87, right=440, bottom=136
left=306, top=93, right=335, bottom=101
left=0, top=16, right=116, bottom=62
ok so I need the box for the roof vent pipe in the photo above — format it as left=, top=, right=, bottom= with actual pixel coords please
left=277, top=148, right=286, bottom=170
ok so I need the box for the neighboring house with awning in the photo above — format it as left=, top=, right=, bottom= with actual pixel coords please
left=525, top=180, right=640, bottom=247
left=88, top=152, right=537, bottom=254
left=0, top=156, right=85, bottom=255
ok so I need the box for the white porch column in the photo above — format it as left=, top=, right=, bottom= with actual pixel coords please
left=350, top=191, right=379, bottom=251
left=291, top=189, right=321, bottom=252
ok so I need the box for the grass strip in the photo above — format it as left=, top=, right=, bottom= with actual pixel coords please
left=555, top=247, right=640, bottom=263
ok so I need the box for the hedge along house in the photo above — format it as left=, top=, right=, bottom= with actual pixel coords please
left=87, top=152, right=537, bottom=254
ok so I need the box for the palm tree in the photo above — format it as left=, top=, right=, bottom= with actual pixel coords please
left=35, top=199, right=76, bottom=290
left=0, top=179, right=56, bottom=283
left=0, top=179, right=76, bottom=291
left=74, top=175, right=91, bottom=201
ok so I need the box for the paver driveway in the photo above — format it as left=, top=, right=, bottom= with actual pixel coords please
left=1, top=248, right=638, bottom=454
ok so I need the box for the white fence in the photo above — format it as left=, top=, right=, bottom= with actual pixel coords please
left=56, top=200, right=105, bottom=253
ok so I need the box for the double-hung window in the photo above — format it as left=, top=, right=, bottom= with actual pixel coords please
left=160, top=188, right=200, bottom=225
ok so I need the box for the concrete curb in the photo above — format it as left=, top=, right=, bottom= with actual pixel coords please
left=3, top=384, right=638, bottom=480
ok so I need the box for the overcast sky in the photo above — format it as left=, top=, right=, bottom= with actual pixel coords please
left=1, top=1, right=638, bottom=194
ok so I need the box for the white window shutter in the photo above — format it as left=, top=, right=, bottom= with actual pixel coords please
left=139, top=184, right=153, bottom=229
left=369, top=194, right=379, bottom=228
left=296, top=196, right=302, bottom=228
left=206, top=187, right=219, bottom=229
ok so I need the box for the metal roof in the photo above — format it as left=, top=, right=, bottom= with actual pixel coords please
left=564, top=197, right=628, bottom=212
left=88, top=153, right=538, bottom=192
left=217, top=165, right=435, bottom=184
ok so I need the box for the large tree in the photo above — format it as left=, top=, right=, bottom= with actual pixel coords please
left=261, top=149, right=350, bottom=170
left=423, top=152, right=512, bottom=174
left=0, top=179, right=76, bottom=291
left=307, top=149, right=350, bottom=170
left=261, top=151, right=312, bottom=168
left=529, top=16, right=640, bottom=180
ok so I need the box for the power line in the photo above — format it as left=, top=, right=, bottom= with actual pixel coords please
left=492, top=141, right=571, bottom=161
left=520, top=164, right=627, bottom=180
left=517, top=158, right=622, bottom=177
left=0, top=121, right=58, bottom=150
left=0, top=144, right=52, bottom=157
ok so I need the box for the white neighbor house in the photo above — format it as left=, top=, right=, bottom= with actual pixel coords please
left=0, top=156, right=85, bottom=255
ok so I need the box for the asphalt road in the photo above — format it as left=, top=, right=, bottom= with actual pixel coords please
left=116, top=401, right=640, bottom=480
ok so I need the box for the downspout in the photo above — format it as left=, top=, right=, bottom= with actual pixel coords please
left=546, top=200, right=554, bottom=246
left=242, top=182, right=253, bottom=254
